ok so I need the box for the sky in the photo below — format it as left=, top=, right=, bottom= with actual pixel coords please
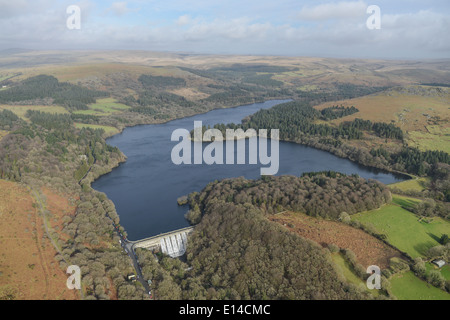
left=0, top=0, right=449, bottom=59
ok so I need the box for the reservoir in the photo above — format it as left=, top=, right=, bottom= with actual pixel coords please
left=92, top=100, right=405, bottom=240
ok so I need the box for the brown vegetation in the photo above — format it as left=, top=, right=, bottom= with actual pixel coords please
left=0, top=180, right=78, bottom=300
left=269, top=211, right=402, bottom=269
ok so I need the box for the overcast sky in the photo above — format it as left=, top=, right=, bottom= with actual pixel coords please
left=0, top=0, right=449, bottom=59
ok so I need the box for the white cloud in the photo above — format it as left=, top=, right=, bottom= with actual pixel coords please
left=177, top=15, right=191, bottom=26
left=0, top=0, right=448, bottom=59
left=297, top=1, right=367, bottom=21
left=108, top=1, right=137, bottom=16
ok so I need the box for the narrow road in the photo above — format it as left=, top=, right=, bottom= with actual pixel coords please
left=111, top=222, right=151, bottom=296
left=78, top=159, right=151, bottom=298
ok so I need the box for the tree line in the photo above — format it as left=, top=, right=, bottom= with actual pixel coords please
left=0, top=75, right=108, bottom=110
left=138, top=173, right=391, bottom=300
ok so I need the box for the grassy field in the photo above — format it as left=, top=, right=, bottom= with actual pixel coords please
left=391, top=194, right=422, bottom=209
left=0, top=129, right=8, bottom=141
left=74, top=123, right=119, bottom=136
left=389, top=177, right=429, bottom=192
left=425, top=263, right=450, bottom=281
left=331, top=253, right=381, bottom=297
left=0, top=105, right=69, bottom=120
left=314, top=87, right=450, bottom=153
left=0, top=73, right=20, bottom=82
left=390, top=271, right=450, bottom=300
left=73, top=98, right=130, bottom=116
left=408, top=129, right=450, bottom=154
left=352, top=201, right=450, bottom=258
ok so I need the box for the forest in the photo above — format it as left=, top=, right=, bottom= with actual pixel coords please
left=212, top=100, right=449, bottom=176
left=0, top=75, right=108, bottom=110
left=213, top=101, right=403, bottom=141
left=185, top=174, right=392, bottom=223
left=0, top=107, right=149, bottom=299
left=138, top=74, right=186, bottom=88
left=132, top=173, right=394, bottom=300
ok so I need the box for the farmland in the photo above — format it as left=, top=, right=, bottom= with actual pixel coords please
left=269, top=211, right=402, bottom=269
left=426, top=263, right=450, bottom=281
left=74, top=123, right=120, bottom=136
left=352, top=199, right=450, bottom=259
left=73, top=98, right=130, bottom=116
left=0, top=105, right=69, bottom=120
left=390, top=271, right=450, bottom=300
left=331, top=253, right=381, bottom=297
left=389, top=177, right=429, bottom=192
left=0, top=129, right=7, bottom=141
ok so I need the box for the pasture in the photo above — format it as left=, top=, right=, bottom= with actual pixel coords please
left=0, top=105, right=69, bottom=120
left=74, top=123, right=119, bottom=136
left=73, top=98, right=130, bottom=116
left=331, top=253, right=381, bottom=297
left=389, top=177, right=429, bottom=192
left=352, top=202, right=450, bottom=258
left=390, top=271, right=450, bottom=300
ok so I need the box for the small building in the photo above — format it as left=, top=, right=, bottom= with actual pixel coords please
left=432, top=259, right=446, bottom=268
left=127, top=274, right=136, bottom=282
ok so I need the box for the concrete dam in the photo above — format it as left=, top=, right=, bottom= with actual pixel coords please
left=131, top=226, right=195, bottom=258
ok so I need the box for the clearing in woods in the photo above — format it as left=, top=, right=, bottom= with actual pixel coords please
left=0, top=105, right=69, bottom=120
left=74, top=123, right=119, bottom=136
left=268, top=211, right=403, bottom=269
left=331, top=252, right=381, bottom=297
left=73, top=98, right=130, bottom=116
left=0, top=180, right=78, bottom=300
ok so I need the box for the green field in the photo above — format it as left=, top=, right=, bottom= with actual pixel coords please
left=331, top=253, right=381, bottom=297
left=73, top=98, right=130, bottom=116
left=352, top=201, right=450, bottom=258
left=0, top=73, right=19, bottom=82
left=0, top=105, right=69, bottom=120
left=0, top=130, right=8, bottom=140
left=391, top=194, right=422, bottom=209
left=408, top=130, right=450, bottom=154
left=389, top=177, right=429, bottom=192
left=74, top=123, right=119, bottom=136
left=426, top=263, right=450, bottom=281
left=390, top=271, right=450, bottom=300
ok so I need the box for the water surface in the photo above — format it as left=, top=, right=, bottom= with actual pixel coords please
left=92, top=100, right=405, bottom=240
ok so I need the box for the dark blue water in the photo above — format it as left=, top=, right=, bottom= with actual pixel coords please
left=92, top=100, right=405, bottom=240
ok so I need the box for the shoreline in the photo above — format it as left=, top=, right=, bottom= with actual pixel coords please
left=89, top=99, right=413, bottom=240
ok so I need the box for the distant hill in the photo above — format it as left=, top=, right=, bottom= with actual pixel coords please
left=0, top=48, right=34, bottom=56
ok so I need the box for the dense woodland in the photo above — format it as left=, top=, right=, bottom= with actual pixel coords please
left=138, top=74, right=186, bottom=88
left=212, top=100, right=449, bottom=177
left=214, top=101, right=404, bottom=141
left=185, top=174, right=392, bottom=223
left=0, top=75, right=108, bottom=110
left=134, top=174, right=392, bottom=300
left=0, top=107, right=147, bottom=299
